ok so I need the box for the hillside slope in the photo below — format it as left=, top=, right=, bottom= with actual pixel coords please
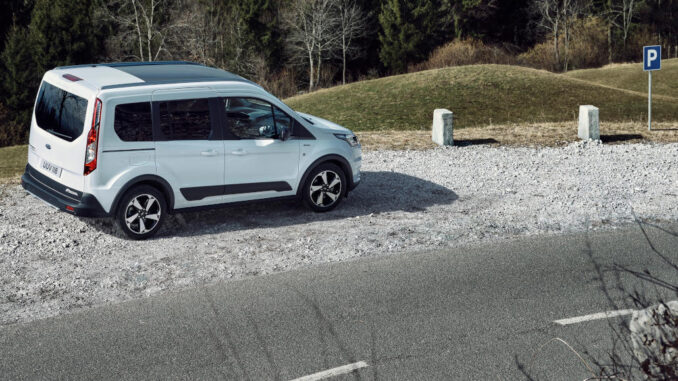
left=565, top=59, right=678, bottom=98
left=285, top=64, right=678, bottom=131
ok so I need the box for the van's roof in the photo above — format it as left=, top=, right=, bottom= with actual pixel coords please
left=51, top=61, right=255, bottom=91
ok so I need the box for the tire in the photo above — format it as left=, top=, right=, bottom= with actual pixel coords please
left=302, top=163, right=347, bottom=212
left=115, top=185, right=166, bottom=240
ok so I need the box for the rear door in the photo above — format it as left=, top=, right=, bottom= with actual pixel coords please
left=152, top=89, right=225, bottom=208
left=27, top=78, right=94, bottom=191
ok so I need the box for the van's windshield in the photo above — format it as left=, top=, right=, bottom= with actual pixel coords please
left=34, top=81, right=89, bottom=142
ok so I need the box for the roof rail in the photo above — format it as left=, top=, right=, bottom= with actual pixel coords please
left=54, top=61, right=203, bottom=70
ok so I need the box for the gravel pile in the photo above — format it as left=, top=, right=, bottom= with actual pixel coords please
left=1, top=141, right=678, bottom=325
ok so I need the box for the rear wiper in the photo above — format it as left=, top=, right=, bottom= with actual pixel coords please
left=46, top=128, right=72, bottom=140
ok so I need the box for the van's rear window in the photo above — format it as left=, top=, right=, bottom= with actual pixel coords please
left=34, top=81, right=88, bottom=142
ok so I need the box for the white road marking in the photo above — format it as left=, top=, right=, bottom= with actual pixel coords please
left=554, top=309, right=636, bottom=326
left=290, top=361, right=369, bottom=381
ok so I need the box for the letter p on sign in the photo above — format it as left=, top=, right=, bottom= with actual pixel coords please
left=644, top=45, right=661, bottom=71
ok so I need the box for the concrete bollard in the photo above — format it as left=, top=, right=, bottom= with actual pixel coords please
left=578, top=105, right=600, bottom=140
left=432, top=109, right=454, bottom=146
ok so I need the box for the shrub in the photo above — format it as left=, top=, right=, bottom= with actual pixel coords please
left=519, top=17, right=609, bottom=72
left=410, top=38, right=516, bottom=72
left=262, top=68, right=300, bottom=99
left=567, top=17, right=608, bottom=70
left=624, top=26, right=657, bottom=63
left=518, top=41, right=558, bottom=72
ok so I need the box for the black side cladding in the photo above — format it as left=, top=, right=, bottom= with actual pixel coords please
left=180, top=182, right=293, bottom=201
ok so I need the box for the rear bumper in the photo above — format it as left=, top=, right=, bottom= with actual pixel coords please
left=21, top=164, right=108, bottom=217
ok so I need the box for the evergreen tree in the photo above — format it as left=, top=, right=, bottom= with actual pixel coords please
left=236, top=0, right=284, bottom=68
left=28, top=0, right=99, bottom=74
left=0, top=0, right=35, bottom=53
left=1, top=24, right=35, bottom=144
left=378, top=0, right=438, bottom=73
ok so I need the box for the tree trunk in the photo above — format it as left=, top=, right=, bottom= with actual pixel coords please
left=308, top=51, right=314, bottom=92
left=342, top=35, right=346, bottom=85
left=554, top=21, right=560, bottom=71
left=607, top=24, right=613, bottom=63
left=607, top=0, right=613, bottom=63
left=147, top=1, right=153, bottom=62
left=316, top=49, right=322, bottom=89
left=132, top=0, right=145, bottom=61
left=564, top=19, right=570, bottom=72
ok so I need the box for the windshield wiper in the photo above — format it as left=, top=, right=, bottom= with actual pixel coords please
left=45, top=128, right=72, bottom=140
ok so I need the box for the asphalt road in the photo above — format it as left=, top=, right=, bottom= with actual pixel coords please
left=1, top=221, right=677, bottom=380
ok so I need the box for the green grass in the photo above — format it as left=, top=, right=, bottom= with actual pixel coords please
left=285, top=64, right=678, bottom=131
left=0, top=144, right=26, bottom=181
left=565, top=58, right=678, bottom=98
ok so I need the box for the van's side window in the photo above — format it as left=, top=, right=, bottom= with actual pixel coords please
left=224, top=98, right=277, bottom=139
left=158, top=98, right=211, bottom=140
left=114, top=102, right=153, bottom=142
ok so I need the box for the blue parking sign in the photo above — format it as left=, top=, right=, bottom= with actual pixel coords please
left=644, top=45, right=661, bottom=71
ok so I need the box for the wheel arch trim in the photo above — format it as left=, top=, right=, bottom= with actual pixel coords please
left=297, top=154, right=353, bottom=198
left=110, top=175, right=176, bottom=214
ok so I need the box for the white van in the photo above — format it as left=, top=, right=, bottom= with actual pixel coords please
left=22, top=61, right=361, bottom=239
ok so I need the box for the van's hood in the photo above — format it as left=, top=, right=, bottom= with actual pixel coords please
left=295, top=112, right=352, bottom=134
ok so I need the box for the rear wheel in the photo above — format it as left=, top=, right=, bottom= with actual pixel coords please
left=116, top=185, right=166, bottom=240
left=303, top=163, right=346, bottom=212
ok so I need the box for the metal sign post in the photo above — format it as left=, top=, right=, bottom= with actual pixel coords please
left=644, top=45, right=662, bottom=131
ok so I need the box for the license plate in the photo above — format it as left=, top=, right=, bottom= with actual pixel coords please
left=41, top=159, right=62, bottom=178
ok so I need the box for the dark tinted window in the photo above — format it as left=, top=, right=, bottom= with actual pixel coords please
left=225, top=98, right=277, bottom=139
left=34, top=81, right=89, bottom=142
left=293, top=120, right=315, bottom=139
left=114, top=102, right=152, bottom=141
left=159, top=98, right=211, bottom=140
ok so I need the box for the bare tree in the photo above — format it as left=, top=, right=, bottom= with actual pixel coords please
left=614, top=0, right=637, bottom=55
left=334, top=0, right=366, bottom=85
left=533, top=0, right=589, bottom=71
left=284, top=0, right=340, bottom=92
left=97, top=0, right=197, bottom=62
left=534, top=0, right=563, bottom=70
left=561, top=0, right=590, bottom=71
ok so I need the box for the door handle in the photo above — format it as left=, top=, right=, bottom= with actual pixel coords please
left=231, top=149, right=247, bottom=156
left=201, top=149, right=218, bottom=157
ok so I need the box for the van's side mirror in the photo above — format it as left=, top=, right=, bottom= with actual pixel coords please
left=279, top=125, right=291, bottom=141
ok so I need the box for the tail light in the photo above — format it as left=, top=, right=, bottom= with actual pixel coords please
left=84, top=98, right=102, bottom=175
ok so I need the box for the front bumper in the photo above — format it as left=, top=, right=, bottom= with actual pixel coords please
left=349, top=178, right=360, bottom=191
left=21, top=164, right=108, bottom=217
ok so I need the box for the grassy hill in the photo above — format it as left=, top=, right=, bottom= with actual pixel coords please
left=565, top=58, right=678, bottom=99
left=285, top=64, right=678, bottom=131
left=0, top=145, right=26, bottom=182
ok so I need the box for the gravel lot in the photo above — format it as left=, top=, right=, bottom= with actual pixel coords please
left=2, top=141, right=678, bottom=326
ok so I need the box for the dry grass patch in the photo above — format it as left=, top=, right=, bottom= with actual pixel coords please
left=357, top=121, right=678, bottom=150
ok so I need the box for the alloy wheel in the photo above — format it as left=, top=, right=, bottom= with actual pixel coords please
left=124, top=194, right=161, bottom=235
left=309, top=170, right=342, bottom=207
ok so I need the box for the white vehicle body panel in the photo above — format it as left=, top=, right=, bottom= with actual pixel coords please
left=151, top=88, right=225, bottom=209
left=27, top=72, right=96, bottom=193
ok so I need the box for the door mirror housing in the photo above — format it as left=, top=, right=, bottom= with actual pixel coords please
left=279, top=125, right=291, bottom=141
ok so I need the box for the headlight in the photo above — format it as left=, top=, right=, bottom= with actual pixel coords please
left=334, top=133, right=360, bottom=147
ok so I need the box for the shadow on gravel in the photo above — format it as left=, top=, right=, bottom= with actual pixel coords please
left=455, top=138, right=499, bottom=146
left=116, top=171, right=457, bottom=238
left=600, top=134, right=644, bottom=144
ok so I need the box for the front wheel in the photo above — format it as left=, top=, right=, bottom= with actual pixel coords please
left=115, top=185, right=166, bottom=240
left=303, top=163, right=346, bottom=212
